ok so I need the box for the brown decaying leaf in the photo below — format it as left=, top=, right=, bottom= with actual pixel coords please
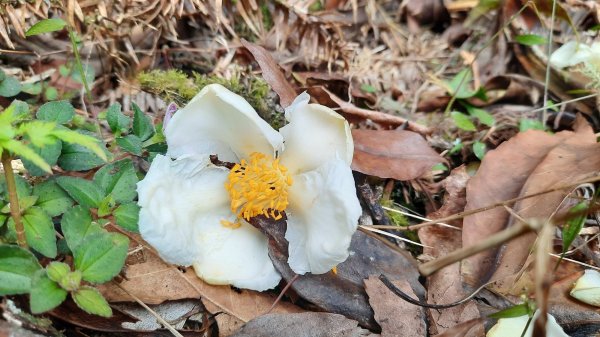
left=97, top=242, right=303, bottom=323
left=462, top=116, right=600, bottom=294
left=240, top=39, right=297, bottom=108
left=433, top=318, right=486, bottom=337
left=230, top=313, right=378, bottom=337
left=364, top=276, right=426, bottom=337
left=420, top=166, right=485, bottom=337
left=351, top=129, right=444, bottom=181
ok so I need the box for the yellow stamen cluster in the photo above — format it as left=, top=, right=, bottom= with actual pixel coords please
left=224, top=152, right=293, bottom=227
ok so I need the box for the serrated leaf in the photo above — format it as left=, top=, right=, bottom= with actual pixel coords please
left=6, top=195, right=38, bottom=213
left=74, top=232, right=129, bottom=283
left=465, top=104, right=495, bottom=127
left=488, top=303, right=531, bottom=319
left=21, top=82, right=42, bottom=95
left=72, top=286, right=112, bottom=317
left=97, top=195, right=115, bottom=218
left=23, top=206, right=57, bottom=258
left=515, top=34, right=547, bottom=46
left=0, top=76, right=22, bottom=97
left=29, top=269, right=67, bottom=314
left=56, top=176, right=104, bottom=208
left=473, top=141, right=486, bottom=160
left=2, top=139, right=51, bottom=173
left=451, top=111, right=477, bottom=131
left=132, top=103, right=154, bottom=141
left=93, top=159, right=138, bottom=203
left=36, top=100, right=75, bottom=124
left=114, top=202, right=140, bottom=232
left=32, top=180, right=73, bottom=217
left=51, top=128, right=107, bottom=162
left=116, top=135, right=142, bottom=155
left=58, top=141, right=106, bottom=171
left=45, top=87, right=58, bottom=101
left=0, top=173, right=32, bottom=198
left=562, top=202, right=588, bottom=255
left=25, top=18, right=67, bottom=36
left=46, top=261, right=70, bottom=283
left=106, top=103, right=130, bottom=134
left=21, top=141, right=62, bottom=176
left=61, top=205, right=103, bottom=251
left=0, top=244, right=42, bottom=295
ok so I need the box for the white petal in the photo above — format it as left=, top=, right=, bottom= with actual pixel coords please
left=486, top=310, right=568, bottom=337
left=570, top=269, right=600, bottom=306
left=285, top=159, right=361, bottom=274
left=192, top=218, right=281, bottom=291
left=137, top=154, right=230, bottom=266
left=165, top=84, right=283, bottom=162
left=279, top=93, right=353, bottom=175
left=550, top=41, right=592, bottom=69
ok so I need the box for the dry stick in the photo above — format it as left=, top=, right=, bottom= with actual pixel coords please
left=266, top=274, right=299, bottom=314
left=372, top=174, right=600, bottom=231
left=1, top=154, right=26, bottom=248
left=113, top=281, right=184, bottom=337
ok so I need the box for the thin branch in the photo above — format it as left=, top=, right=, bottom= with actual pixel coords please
left=1, top=154, right=26, bottom=248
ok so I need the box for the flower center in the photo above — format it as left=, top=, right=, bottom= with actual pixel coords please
left=223, top=152, right=293, bottom=227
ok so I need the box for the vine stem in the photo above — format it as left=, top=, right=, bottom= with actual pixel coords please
left=1, top=153, right=27, bottom=248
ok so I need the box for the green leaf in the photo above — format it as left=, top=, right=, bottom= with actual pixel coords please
left=0, top=173, right=32, bottom=198
left=21, top=82, right=42, bottom=95
left=61, top=206, right=103, bottom=251
left=132, top=103, right=155, bottom=141
left=447, top=69, right=477, bottom=99
left=488, top=303, right=532, bottom=319
left=93, top=159, right=138, bottom=203
left=71, top=64, right=95, bottom=87
left=464, top=104, right=495, bottom=127
left=22, top=207, right=57, bottom=258
left=58, top=270, right=82, bottom=291
left=114, top=202, right=140, bottom=232
left=116, top=135, right=142, bottom=156
left=19, top=120, right=57, bottom=147
left=25, top=18, right=67, bottom=36
left=56, top=176, right=104, bottom=208
left=106, top=103, right=130, bottom=134
left=36, top=100, right=75, bottom=124
left=472, top=141, right=486, bottom=160
left=72, top=286, right=112, bottom=317
left=519, top=119, right=546, bottom=132
left=0, top=76, right=22, bottom=97
left=515, top=34, right=547, bottom=46
left=431, top=163, right=448, bottom=172
left=97, top=195, right=115, bottom=218
left=0, top=244, right=42, bottom=295
left=10, top=195, right=38, bottom=213
left=0, top=69, right=5, bottom=81
left=58, top=141, right=107, bottom=171
left=74, top=232, right=129, bottom=283
left=44, top=87, right=58, bottom=101
left=51, top=127, right=107, bottom=162
left=46, top=261, right=70, bottom=283
left=21, top=141, right=62, bottom=176
left=29, top=269, right=67, bottom=314
left=360, top=84, right=377, bottom=93
left=451, top=111, right=477, bottom=131
left=562, top=202, right=588, bottom=255
left=2, top=139, right=51, bottom=173
left=33, top=179, right=74, bottom=217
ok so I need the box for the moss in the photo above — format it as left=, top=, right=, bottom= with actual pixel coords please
left=380, top=200, right=409, bottom=227
left=138, top=70, right=199, bottom=105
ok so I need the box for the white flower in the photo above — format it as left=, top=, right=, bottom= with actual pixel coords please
left=570, top=269, right=600, bottom=306
left=137, top=84, right=361, bottom=291
left=486, top=310, right=568, bottom=337
left=550, top=41, right=600, bottom=69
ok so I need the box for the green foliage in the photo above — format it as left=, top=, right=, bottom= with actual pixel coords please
left=464, top=104, right=495, bottom=127
left=0, top=75, right=22, bottom=97
left=519, top=118, right=546, bottom=132
left=72, top=286, right=112, bottom=317
left=74, top=232, right=129, bottom=283
left=106, top=103, right=130, bottom=134
left=0, top=244, right=42, bottom=295
left=60, top=206, right=102, bottom=251
left=132, top=103, right=155, bottom=141
left=25, top=18, right=67, bottom=36
left=21, top=207, right=57, bottom=258
left=56, top=177, right=104, bottom=208
left=114, top=202, right=140, bottom=232
left=29, top=269, right=67, bottom=314
left=32, top=180, right=74, bottom=217
left=451, top=111, right=477, bottom=131
left=561, top=202, right=588, bottom=257
left=488, top=302, right=534, bottom=319
left=116, top=135, right=142, bottom=155
left=93, top=159, right=138, bottom=203
left=36, top=101, right=75, bottom=124
left=138, top=69, right=199, bottom=104
left=514, top=34, right=547, bottom=46
left=472, top=141, right=486, bottom=160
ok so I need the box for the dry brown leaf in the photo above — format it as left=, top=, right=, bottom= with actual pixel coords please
left=364, top=276, right=426, bottom=337
left=97, top=246, right=303, bottom=323
left=230, top=313, right=378, bottom=337
left=462, top=116, right=600, bottom=294
left=351, top=129, right=444, bottom=181
left=434, top=318, right=486, bottom=337
left=420, top=166, right=485, bottom=337
left=240, top=39, right=297, bottom=108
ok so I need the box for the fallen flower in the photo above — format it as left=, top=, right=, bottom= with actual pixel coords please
left=549, top=41, right=600, bottom=69
left=570, top=269, right=600, bottom=307
left=137, top=84, right=361, bottom=291
left=486, top=310, right=568, bottom=337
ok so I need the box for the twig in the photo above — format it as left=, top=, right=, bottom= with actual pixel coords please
left=266, top=274, right=299, bottom=314
left=540, top=0, right=558, bottom=125
left=359, top=226, right=431, bottom=248
left=1, top=154, right=26, bottom=248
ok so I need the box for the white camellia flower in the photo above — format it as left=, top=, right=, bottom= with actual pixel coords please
left=570, top=269, right=600, bottom=306
left=486, top=310, right=568, bottom=337
left=137, top=84, right=361, bottom=291
left=550, top=41, right=600, bottom=69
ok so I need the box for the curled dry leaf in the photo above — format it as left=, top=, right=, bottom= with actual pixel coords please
left=420, top=166, right=485, bottom=337
left=351, top=129, right=444, bottom=181
left=230, top=313, right=378, bottom=337
left=462, top=116, right=600, bottom=294
left=364, top=276, right=426, bottom=337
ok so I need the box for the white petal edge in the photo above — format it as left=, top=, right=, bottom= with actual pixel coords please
left=279, top=92, right=353, bottom=175
left=165, top=84, right=283, bottom=162
left=486, top=310, right=568, bottom=337
left=137, top=154, right=230, bottom=266
left=550, top=41, right=592, bottom=69
left=570, top=269, right=600, bottom=306
left=285, top=159, right=361, bottom=274
left=192, top=218, right=281, bottom=291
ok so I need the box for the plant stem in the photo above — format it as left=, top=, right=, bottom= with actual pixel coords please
left=1, top=153, right=27, bottom=248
